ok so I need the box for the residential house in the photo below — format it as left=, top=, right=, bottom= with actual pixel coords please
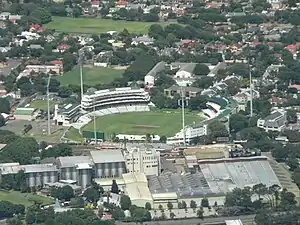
left=115, top=0, right=128, bottom=8
left=257, top=110, right=287, bottom=132
left=29, top=24, right=46, bottom=33
left=131, top=35, right=154, bottom=46
left=55, top=44, right=70, bottom=53
left=144, top=61, right=166, bottom=87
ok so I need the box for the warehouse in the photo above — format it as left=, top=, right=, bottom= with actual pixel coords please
left=148, top=156, right=281, bottom=206
left=90, top=150, right=127, bottom=178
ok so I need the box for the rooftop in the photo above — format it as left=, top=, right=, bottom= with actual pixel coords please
left=123, top=172, right=152, bottom=202
left=264, top=111, right=285, bottom=121
left=0, top=163, right=58, bottom=174
left=57, top=156, right=93, bottom=168
left=90, top=150, right=125, bottom=164
left=149, top=157, right=280, bottom=197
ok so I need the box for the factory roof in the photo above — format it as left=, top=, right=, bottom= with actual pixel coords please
left=123, top=172, right=152, bottom=202
left=148, top=157, right=280, bottom=197
left=0, top=163, right=58, bottom=174
left=90, top=150, right=125, bottom=164
left=57, top=156, right=93, bottom=168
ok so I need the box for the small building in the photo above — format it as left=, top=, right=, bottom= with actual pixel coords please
left=164, top=85, right=200, bottom=100
left=172, top=63, right=197, bottom=79
left=144, top=62, right=166, bottom=87
left=14, top=107, right=37, bottom=121
left=53, top=103, right=81, bottom=126
left=257, top=110, right=287, bottom=132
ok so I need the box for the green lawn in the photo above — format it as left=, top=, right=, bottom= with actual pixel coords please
left=29, top=100, right=56, bottom=111
left=0, top=190, right=53, bottom=207
left=46, top=16, right=173, bottom=34
left=57, top=66, right=124, bottom=86
left=83, top=109, right=204, bottom=137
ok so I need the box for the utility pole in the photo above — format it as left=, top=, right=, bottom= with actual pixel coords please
left=47, top=75, right=51, bottom=135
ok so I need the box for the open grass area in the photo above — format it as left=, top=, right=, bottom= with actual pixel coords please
left=0, top=190, right=53, bottom=207
left=46, top=16, right=173, bottom=34
left=83, top=109, right=204, bottom=137
left=64, top=127, right=84, bottom=142
left=57, top=66, right=124, bottom=86
left=29, top=100, right=56, bottom=111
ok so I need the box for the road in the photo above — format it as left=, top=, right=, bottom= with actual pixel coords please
left=116, top=214, right=256, bottom=225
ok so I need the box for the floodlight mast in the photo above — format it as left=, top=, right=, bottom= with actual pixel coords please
left=47, top=75, right=51, bottom=136
left=79, top=51, right=84, bottom=101
left=181, top=87, right=186, bottom=146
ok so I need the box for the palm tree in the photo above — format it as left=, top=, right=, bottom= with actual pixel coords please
left=197, top=207, right=204, bottom=219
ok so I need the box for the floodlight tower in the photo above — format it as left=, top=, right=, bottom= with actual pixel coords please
left=47, top=75, right=51, bottom=135
left=79, top=50, right=84, bottom=101
left=247, top=43, right=253, bottom=117
left=180, top=87, right=186, bottom=146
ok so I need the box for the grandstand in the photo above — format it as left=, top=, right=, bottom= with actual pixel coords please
left=81, top=87, right=150, bottom=112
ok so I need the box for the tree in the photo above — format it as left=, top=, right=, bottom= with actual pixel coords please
left=192, top=76, right=213, bottom=89
left=120, top=195, right=131, bottom=210
left=190, top=200, right=197, bottom=212
left=279, top=189, right=297, bottom=210
left=287, top=109, right=297, bottom=123
left=194, top=64, right=210, bottom=76
left=83, top=188, right=100, bottom=203
left=29, top=7, right=52, bottom=24
left=292, top=167, right=300, bottom=188
left=182, top=201, right=187, bottom=209
left=0, top=114, right=5, bottom=127
left=57, top=185, right=74, bottom=201
left=0, top=98, right=10, bottom=113
left=169, top=212, right=175, bottom=219
left=196, top=207, right=204, bottom=219
left=111, top=207, right=125, bottom=220
left=145, top=202, right=152, bottom=210
left=131, top=207, right=151, bottom=222
left=225, top=187, right=253, bottom=209
left=229, top=114, right=249, bottom=133
left=49, top=78, right=61, bottom=92
left=58, top=86, right=72, bottom=98
left=201, top=198, right=209, bottom=207
left=111, top=179, right=119, bottom=194
left=7, top=217, right=23, bottom=225
left=252, top=183, right=268, bottom=200
left=167, top=202, right=173, bottom=211
left=207, top=120, right=229, bottom=140
left=158, top=204, right=163, bottom=211
left=189, top=94, right=207, bottom=110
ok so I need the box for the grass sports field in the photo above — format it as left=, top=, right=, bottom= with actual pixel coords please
left=57, top=66, right=124, bottom=86
left=46, top=16, right=173, bottom=34
left=0, top=190, right=53, bottom=207
left=29, top=100, right=56, bottom=111
left=83, top=109, right=204, bottom=137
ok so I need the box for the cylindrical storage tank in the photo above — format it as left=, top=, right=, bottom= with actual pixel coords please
left=72, top=167, right=77, bottom=180
left=43, top=172, right=48, bottom=185
left=28, top=173, right=35, bottom=187
left=111, top=162, right=117, bottom=177
left=50, top=171, right=57, bottom=183
left=118, top=162, right=124, bottom=177
left=79, top=169, right=92, bottom=188
left=104, top=163, right=110, bottom=178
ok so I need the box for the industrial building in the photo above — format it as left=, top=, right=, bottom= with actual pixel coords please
left=124, top=145, right=161, bottom=176
left=148, top=156, right=281, bottom=208
left=90, top=150, right=127, bottom=178
left=0, top=163, right=58, bottom=187
left=57, top=156, right=94, bottom=188
left=123, top=172, right=153, bottom=207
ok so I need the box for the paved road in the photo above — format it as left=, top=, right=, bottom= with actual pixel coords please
left=116, top=214, right=256, bottom=225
